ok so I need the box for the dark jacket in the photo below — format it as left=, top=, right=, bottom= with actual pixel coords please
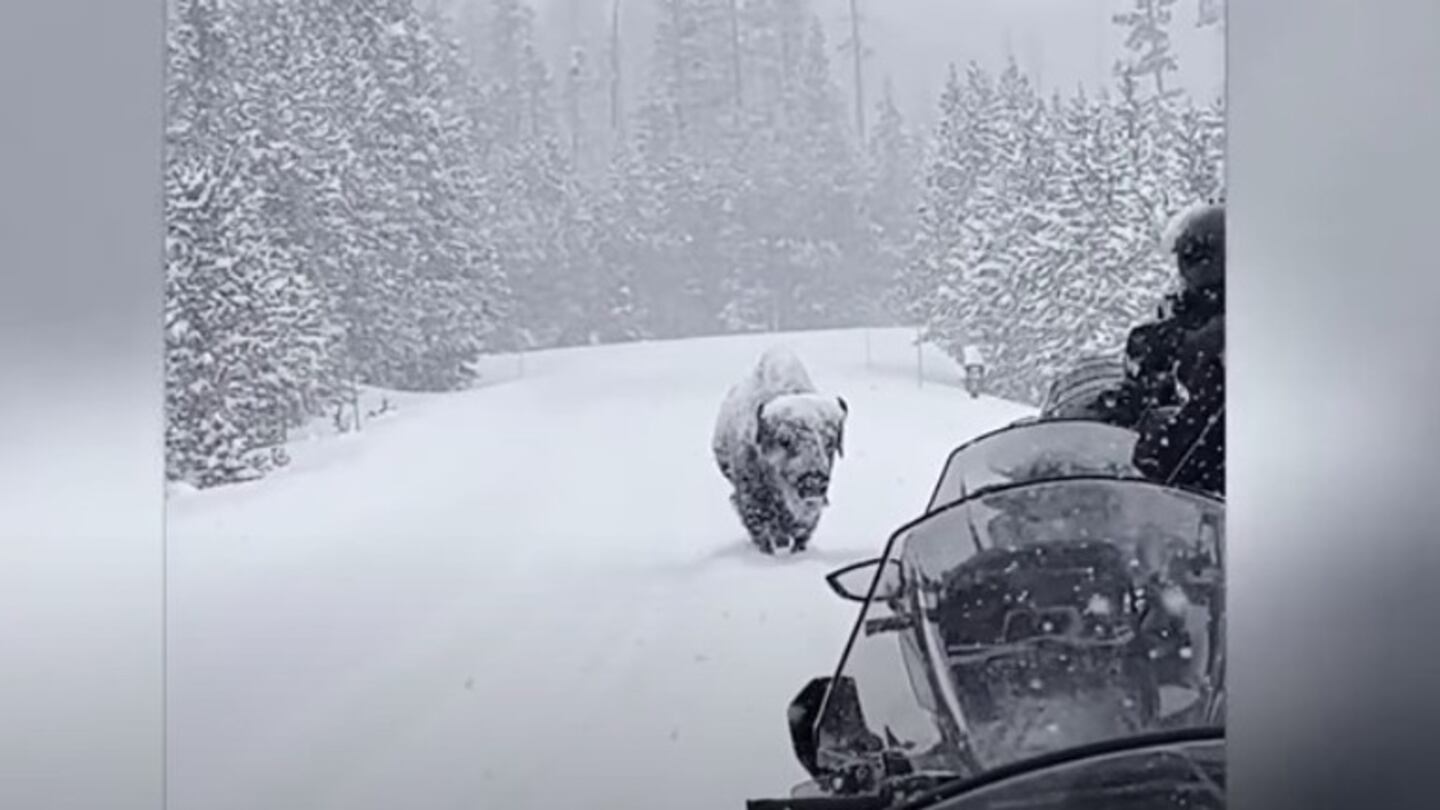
left=1101, top=288, right=1225, bottom=496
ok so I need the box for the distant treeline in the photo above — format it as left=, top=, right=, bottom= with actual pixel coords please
left=164, top=0, right=1219, bottom=486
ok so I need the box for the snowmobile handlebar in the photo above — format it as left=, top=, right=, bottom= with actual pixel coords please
left=745, top=795, right=894, bottom=810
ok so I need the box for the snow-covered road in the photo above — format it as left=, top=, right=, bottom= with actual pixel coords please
left=165, top=327, right=1032, bottom=810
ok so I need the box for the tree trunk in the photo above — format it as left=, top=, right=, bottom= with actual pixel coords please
left=610, top=0, right=623, bottom=137
left=729, top=0, right=743, bottom=111
left=670, top=0, right=687, bottom=144
left=848, top=0, right=865, bottom=143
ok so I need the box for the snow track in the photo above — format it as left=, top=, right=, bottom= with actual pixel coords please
left=166, top=327, right=1033, bottom=810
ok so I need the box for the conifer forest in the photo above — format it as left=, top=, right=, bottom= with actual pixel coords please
left=165, top=0, right=1224, bottom=487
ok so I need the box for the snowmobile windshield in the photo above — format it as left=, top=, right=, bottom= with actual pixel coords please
left=926, top=422, right=1143, bottom=514
left=816, top=477, right=1223, bottom=784
left=912, top=731, right=1224, bottom=810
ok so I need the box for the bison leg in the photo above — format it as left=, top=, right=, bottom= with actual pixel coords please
left=749, top=514, right=783, bottom=555
left=731, top=489, right=766, bottom=553
left=789, top=513, right=823, bottom=553
left=732, top=486, right=784, bottom=555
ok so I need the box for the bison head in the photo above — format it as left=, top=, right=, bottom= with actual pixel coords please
left=754, top=394, right=849, bottom=525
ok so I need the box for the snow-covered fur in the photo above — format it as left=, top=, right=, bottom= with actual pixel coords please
left=713, top=347, right=849, bottom=554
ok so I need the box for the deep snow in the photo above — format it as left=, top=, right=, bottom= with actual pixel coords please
left=165, top=327, right=1034, bottom=810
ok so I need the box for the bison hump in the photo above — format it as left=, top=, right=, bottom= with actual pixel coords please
left=751, top=345, right=817, bottom=396
left=714, top=346, right=827, bottom=471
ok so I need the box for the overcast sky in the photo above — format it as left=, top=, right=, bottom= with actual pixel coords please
left=520, top=0, right=1225, bottom=129
left=808, top=0, right=1224, bottom=122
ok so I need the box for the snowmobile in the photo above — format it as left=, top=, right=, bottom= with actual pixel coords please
left=1036, top=351, right=1190, bottom=440
left=747, top=726, right=1222, bottom=810
left=745, top=420, right=1225, bottom=810
left=1037, top=355, right=1128, bottom=422
left=922, top=417, right=1144, bottom=515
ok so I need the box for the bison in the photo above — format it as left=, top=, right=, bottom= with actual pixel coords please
left=712, top=346, right=849, bottom=554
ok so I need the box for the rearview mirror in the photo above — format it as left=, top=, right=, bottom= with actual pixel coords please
left=825, top=558, right=903, bottom=602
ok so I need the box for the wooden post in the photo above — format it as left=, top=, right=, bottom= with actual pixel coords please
left=915, top=327, right=924, bottom=388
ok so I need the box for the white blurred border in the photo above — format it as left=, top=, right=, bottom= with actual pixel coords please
left=5, top=0, right=1440, bottom=808
left=1229, top=0, right=1440, bottom=809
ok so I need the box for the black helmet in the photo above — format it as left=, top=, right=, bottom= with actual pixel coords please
left=1166, top=202, right=1225, bottom=291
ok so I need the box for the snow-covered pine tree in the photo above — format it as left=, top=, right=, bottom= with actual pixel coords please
left=897, top=55, right=1176, bottom=404
left=1170, top=92, right=1226, bottom=203
left=1043, top=86, right=1140, bottom=362
left=482, top=119, right=602, bottom=350
left=936, top=61, right=1021, bottom=393
left=721, top=0, right=800, bottom=330
left=165, top=0, right=237, bottom=486
left=651, top=0, right=740, bottom=156
left=895, top=64, right=979, bottom=344
left=1196, top=0, right=1225, bottom=31
left=269, top=0, right=401, bottom=397
left=1074, top=77, right=1170, bottom=361
left=738, top=0, right=808, bottom=123
left=862, top=77, right=921, bottom=325
left=412, top=1, right=514, bottom=380
left=601, top=0, right=744, bottom=336
left=1113, top=0, right=1182, bottom=98
left=771, top=14, right=861, bottom=330
left=479, top=0, right=547, bottom=145
left=586, top=153, right=651, bottom=341
left=165, top=150, right=263, bottom=487
left=1037, top=88, right=1100, bottom=342
left=1043, top=2, right=1223, bottom=389
left=886, top=10, right=1221, bottom=404
left=314, top=0, right=490, bottom=390
left=1010, top=82, right=1173, bottom=399
left=165, top=0, right=517, bottom=488
left=865, top=78, right=920, bottom=247
left=1109, top=1, right=1206, bottom=320
left=167, top=0, right=325, bottom=485
left=947, top=58, right=1059, bottom=402
left=543, top=0, right=615, bottom=179
left=728, top=1, right=865, bottom=331
left=1204, top=93, right=1226, bottom=197
left=998, top=76, right=1083, bottom=399
left=453, top=0, right=592, bottom=351
left=231, top=0, right=348, bottom=426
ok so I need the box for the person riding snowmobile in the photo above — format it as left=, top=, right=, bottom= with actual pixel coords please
left=1098, top=202, right=1225, bottom=497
